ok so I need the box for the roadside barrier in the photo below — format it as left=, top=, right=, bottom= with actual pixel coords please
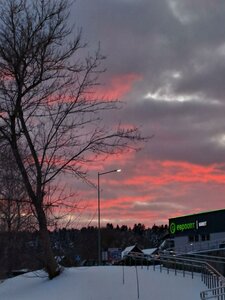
left=124, top=253, right=225, bottom=299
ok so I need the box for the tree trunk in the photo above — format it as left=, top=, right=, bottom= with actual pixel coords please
left=37, top=205, right=60, bottom=279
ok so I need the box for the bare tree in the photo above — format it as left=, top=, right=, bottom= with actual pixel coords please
left=0, top=0, right=146, bottom=279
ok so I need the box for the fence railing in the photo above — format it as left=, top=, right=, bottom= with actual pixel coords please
left=154, top=255, right=225, bottom=300
left=125, top=253, right=225, bottom=299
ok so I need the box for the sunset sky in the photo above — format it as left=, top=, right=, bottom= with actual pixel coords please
left=66, top=0, right=225, bottom=228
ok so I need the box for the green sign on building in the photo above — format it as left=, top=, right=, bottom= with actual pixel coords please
left=169, top=221, right=195, bottom=234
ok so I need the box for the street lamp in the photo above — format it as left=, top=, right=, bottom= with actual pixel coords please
left=97, top=168, right=121, bottom=265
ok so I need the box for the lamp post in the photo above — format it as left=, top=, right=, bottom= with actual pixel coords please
left=97, top=168, right=121, bottom=265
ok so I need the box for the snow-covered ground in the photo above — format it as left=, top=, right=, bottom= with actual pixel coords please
left=0, top=265, right=206, bottom=300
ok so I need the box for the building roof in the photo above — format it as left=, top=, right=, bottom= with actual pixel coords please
left=169, top=208, right=225, bottom=221
left=121, top=245, right=143, bottom=258
left=142, top=248, right=158, bottom=256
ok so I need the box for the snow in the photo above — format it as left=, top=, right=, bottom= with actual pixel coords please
left=122, top=245, right=139, bottom=258
left=142, top=248, right=158, bottom=255
left=0, top=265, right=206, bottom=300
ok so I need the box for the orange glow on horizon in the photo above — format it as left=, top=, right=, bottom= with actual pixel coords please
left=46, top=158, right=225, bottom=228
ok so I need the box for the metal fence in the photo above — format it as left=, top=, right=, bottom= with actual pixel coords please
left=154, top=255, right=225, bottom=300
left=125, top=253, right=225, bottom=299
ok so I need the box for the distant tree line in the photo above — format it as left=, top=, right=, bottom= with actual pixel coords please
left=0, top=223, right=168, bottom=278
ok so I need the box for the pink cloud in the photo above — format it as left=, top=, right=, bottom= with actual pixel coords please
left=122, top=160, right=225, bottom=186
left=52, top=158, right=225, bottom=228
left=94, top=73, right=142, bottom=99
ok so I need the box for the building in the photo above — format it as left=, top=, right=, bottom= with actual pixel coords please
left=169, top=208, right=225, bottom=253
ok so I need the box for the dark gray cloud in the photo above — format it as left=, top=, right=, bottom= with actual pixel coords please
left=74, top=0, right=225, bottom=155
left=69, top=0, right=225, bottom=226
left=119, top=99, right=225, bottom=164
left=75, top=0, right=225, bottom=93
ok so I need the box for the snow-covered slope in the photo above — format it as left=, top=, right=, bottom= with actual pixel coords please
left=0, top=266, right=206, bottom=300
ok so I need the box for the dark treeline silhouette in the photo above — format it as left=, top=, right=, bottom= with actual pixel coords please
left=0, top=223, right=168, bottom=279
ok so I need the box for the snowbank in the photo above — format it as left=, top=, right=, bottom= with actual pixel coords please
left=0, top=266, right=206, bottom=300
